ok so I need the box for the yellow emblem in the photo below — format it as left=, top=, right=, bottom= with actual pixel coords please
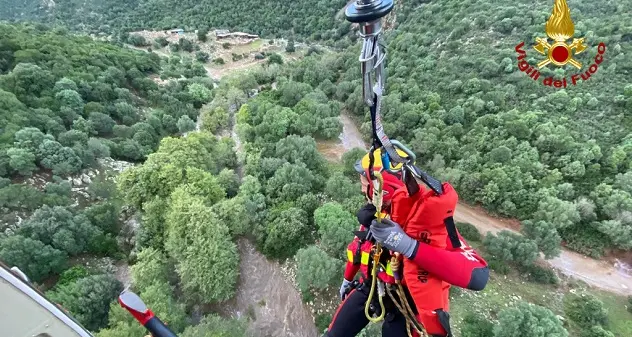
left=533, top=0, right=588, bottom=69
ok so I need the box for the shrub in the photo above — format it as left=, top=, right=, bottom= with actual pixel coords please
left=315, top=313, right=332, bottom=333
left=487, top=258, right=510, bottom=275
left=565, top=293, right=608, bottom=327
left=457, top=222, right=482, bottom=242
left=519, top=263, right=559, bottom=285
left=461, top=311, right=494, bottom=337
left=580, top=325, right=615, bottom=337
left=57, top=266, right=91, bottom=286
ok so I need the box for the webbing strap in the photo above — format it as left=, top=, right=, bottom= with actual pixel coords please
left=444, top=216, right=461, bottom=249
left=369, top=94, right=407, bottom=164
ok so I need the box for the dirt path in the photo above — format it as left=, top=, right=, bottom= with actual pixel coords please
left=220, top=240, right=319, bottom=337
left=324, top=113, right=632, bottom=296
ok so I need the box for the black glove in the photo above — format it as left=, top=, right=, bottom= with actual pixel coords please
left=357, top=203, right=377, bottom=227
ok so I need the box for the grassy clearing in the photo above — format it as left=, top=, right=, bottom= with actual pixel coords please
left=231, top=38, right=265, bottom=54
left=593, top=290, right=632, bottom=337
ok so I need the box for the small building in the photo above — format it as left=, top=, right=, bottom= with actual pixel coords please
left=214, top=29, right=230, bottom=36
left=169, top=28, right=185, bottom=35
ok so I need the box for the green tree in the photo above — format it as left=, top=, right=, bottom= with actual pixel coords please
left=18, top=205, right=102, bottom=255
left=89, top=112, right=116, bottom=135
left=212, top=196, right=251, bottom=237
left=137, top=197, right=169, bottom=249
left=53, top=77, right=78, bottom=92
left=72, top=117, right=97, bottom=136
left=82, top=201, right=120, bottom=234
left=314, top=202, right=357, bottom=258
left=522, top=220, right=562, bottom=259
left=265, top=162, right=321, bottom=203
left=532, top=196, right=581, bottom=229
left=154, top=37, right=169, bottom=48
left=565, top=293, right=608, bottom=328
left=165, top=189, right=238, bottom=303
left=268, top=53, right=283, bottom=65
left=57, top=266, right=91, bottom=287
left=47, top=274, right=123, bottom=331
left=483, top=231, right=539, bottom=267
left=274, top=135, right=326, bottom=174
left=456, top=222, right=482, bottom=242
left=14, top=127, right=53, bottom=152
left=217, top=168, right=240, bottom=198
left=197, top=28, right=209, bottom=42
left=259, top=206, right=309, bottom=259
left=127, top=34, right=148, bottom=46
left=295, top=245, right=342, bottom=294
left=55, top=89, right=84, bottom=115
left=178, top=38, right=195, bottom=52
left=196, top=51, right=210, bottom=63
left=324, top=171, right=365, bottom=213
left=493, top=302, right=568, bottom=337
left=0, top=235, right=67, bottom=282
left=138, top=281, right=188, bottom=332
left=200, top=106, right=229, bottom=133
left=581, top=326, right=615, bottom=337
left=286, top=38, right=296, bottom=53
left=461, top=311, right=495, bottom=337
left=188, top=83, right=213, bottom=105
left=130, top=247, right=170, bottom=291
left=38, top=139, right=83, bottom=175
left=6, top=147, right=37, bottom=176
left=177, top=115, right=196, bottom=134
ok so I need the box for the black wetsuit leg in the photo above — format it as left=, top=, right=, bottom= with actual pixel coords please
left=381, top=309, right=408, bottom=337
left=325, top=287, right=370, bottom=337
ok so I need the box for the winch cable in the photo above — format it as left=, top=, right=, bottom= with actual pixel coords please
left=346, top=0, right=444, bottom=197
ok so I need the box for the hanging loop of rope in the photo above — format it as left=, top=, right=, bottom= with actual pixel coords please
left=364, top=170, right=386, bottom=322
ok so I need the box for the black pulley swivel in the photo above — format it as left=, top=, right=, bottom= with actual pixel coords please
left=344, top=0, right=394, bottom=24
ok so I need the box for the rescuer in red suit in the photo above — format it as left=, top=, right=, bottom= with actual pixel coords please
left=324, top=148, right=414, bottom=337
left=370, top=180, right=489, bottom=337
left=327, top=149, right=489, bottom=337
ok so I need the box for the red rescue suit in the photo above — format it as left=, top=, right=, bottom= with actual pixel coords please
left=390, top=182, right=488, bottom=336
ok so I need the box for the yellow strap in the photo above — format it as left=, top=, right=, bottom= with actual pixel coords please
left=347, top=250, right=395, bottom=277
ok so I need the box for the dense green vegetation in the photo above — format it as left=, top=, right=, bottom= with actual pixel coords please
left=0, top=0, right=353, bottom=42
left=0, top=22, right=226, bottom=334
left=2, top=0, right=632, bottom=335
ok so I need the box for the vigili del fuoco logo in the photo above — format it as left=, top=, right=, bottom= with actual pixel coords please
left=514, top=0, right=606, bottom=88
